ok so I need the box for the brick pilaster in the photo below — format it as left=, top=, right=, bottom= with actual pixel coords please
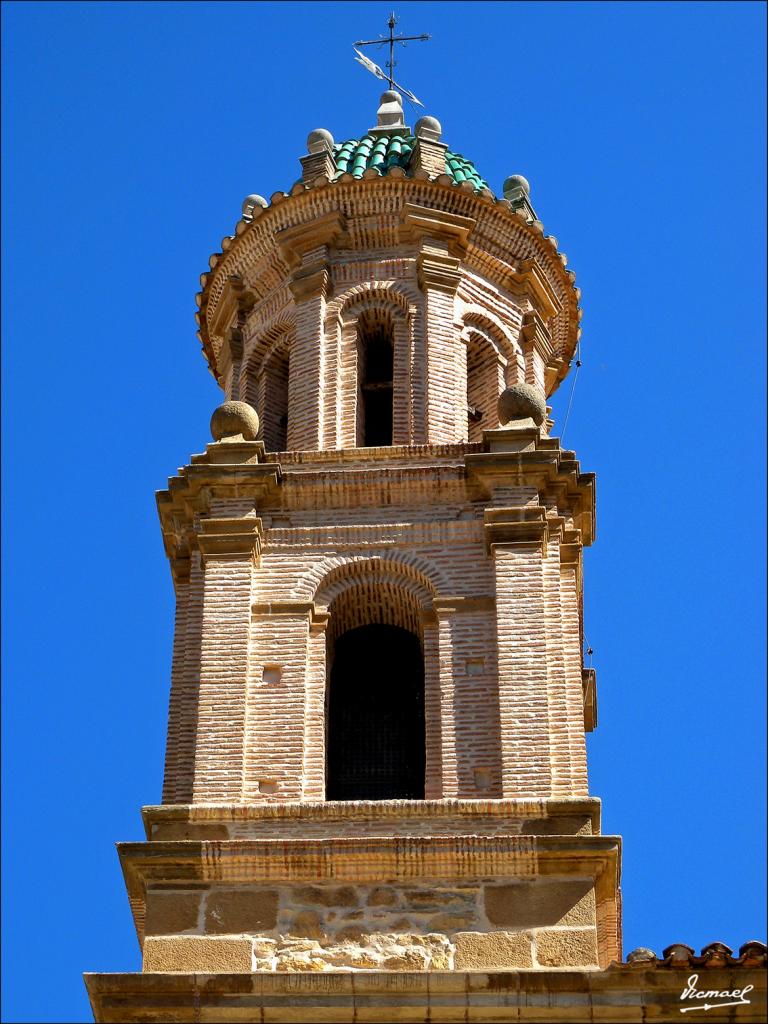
left=190, top=518, right=262, bottom=802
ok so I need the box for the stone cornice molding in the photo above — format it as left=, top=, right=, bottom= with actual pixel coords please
left=197, top=179, right=580, bottom=390
left=118, top=832, right=621, bottom=944
left=466, top=437, right=596, bottom=547
left=141, top=796, right=603, bottom=836
left=86, top=964, right=768, bottom=1024
left=156, top=454, right=281, bottom=582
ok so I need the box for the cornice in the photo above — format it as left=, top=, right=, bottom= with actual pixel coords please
left=156, top=446, right=282, bottom=584
left=156, top=438, right=594, bottom=580
left=197, top=175, right=581, bottom=390
left=466, top=433, right=596, bottom=547
left=141, top=797, right=603, bottom=835
left=118, top=832, right=621, bottom=945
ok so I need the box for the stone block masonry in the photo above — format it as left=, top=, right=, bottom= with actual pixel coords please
left=140, top=878, right=600, bottom=973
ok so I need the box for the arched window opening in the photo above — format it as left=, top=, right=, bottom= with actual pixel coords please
left=466, top=333, right=501, bottom=443
left=262, top=349, right=290, bottom=451
left=327, top=624, right=425, bottom=800
left=357, top=310, right=394, bottom=447
left=325, top=581, right=425, bottom=801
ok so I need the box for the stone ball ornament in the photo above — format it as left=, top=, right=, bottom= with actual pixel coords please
left=497, top=383, right=547, bottom=427
left=414, top=115, right=442, bottom=142
left=503, top=174, right=531, bottom=196
left=210, top=400, right=260, bottom=441
left=307, top=128, right=335, bottom=154
left=242, top=194, right=268, bottom=219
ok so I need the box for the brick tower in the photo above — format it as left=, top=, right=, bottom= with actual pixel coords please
left=87, top=87, right=626, bottom=1020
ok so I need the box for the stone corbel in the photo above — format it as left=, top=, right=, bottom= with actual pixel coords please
left=417, top=250, right=462, bottom=295
left=195, top=517, right=264, bottom=565
left=508, top=258, right=562, bottom=321
left=399, top=203, right=476, bottom=256
left=288, top=259, right=330, bottom=303
left=521, top=310, right=566, bottom=395
left=164, top=533, right=194, bottom=588
left=521, top=310, right=554, bottom=364
left=560, top=528, right=583, bottom=565
left=276, top=210, right=347, bottom=271
left=483, top=506, right=550, bottom=555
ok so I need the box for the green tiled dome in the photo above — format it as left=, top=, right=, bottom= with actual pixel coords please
left=333, top=134, right=489, bottom=190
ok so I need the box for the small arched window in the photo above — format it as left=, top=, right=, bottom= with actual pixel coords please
left=357, top=310, right=394, bottom=447
left=262, top=348, right=290, bottom=451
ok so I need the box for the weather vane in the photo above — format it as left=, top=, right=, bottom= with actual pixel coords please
left=353, top=11, right=430, bottom=108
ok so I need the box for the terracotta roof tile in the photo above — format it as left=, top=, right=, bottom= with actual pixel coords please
left=621, top=941, right=766, bottom=969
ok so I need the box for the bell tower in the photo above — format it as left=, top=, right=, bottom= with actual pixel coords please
left=86, top=85, right=628, bottom=1021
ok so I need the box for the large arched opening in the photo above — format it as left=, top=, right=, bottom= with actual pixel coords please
left=325, top=580, right=425, bottom=800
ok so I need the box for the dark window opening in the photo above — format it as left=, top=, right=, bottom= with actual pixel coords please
left=326, top=624, right=425, bottom=800
left=358, top=314, right=394, bottom=447
left=263, top=350, right=290, bottom=451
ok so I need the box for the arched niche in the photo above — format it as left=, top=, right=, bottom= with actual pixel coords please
left=460, top=310, right=523, bottom=442
left=241, top=321, right=295, bottom=451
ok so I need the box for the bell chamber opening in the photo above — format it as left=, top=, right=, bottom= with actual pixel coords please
left=357, top=309, right=394, bottom=447
left=326, top=623, right=425, bottom=801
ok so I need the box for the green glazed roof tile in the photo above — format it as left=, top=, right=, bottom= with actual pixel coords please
left=332, top=134, right=488, bottom=189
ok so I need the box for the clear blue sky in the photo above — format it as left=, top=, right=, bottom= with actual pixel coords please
left=2, top=2, right=765, bottom=1021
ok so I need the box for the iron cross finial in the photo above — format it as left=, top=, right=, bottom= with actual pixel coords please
left=353, top=11, right=430, bottom=102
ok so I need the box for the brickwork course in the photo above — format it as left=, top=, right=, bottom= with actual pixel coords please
left=84, top=91, right=766, bottom=1022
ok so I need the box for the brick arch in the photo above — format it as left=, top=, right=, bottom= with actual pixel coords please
left=297, top=553, right=448, bottom=606
left=241, top=316, right=296, bottom=390
left=460, top=307, right=521, bottom=370
left=328, top=281, right=416, bottom=324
